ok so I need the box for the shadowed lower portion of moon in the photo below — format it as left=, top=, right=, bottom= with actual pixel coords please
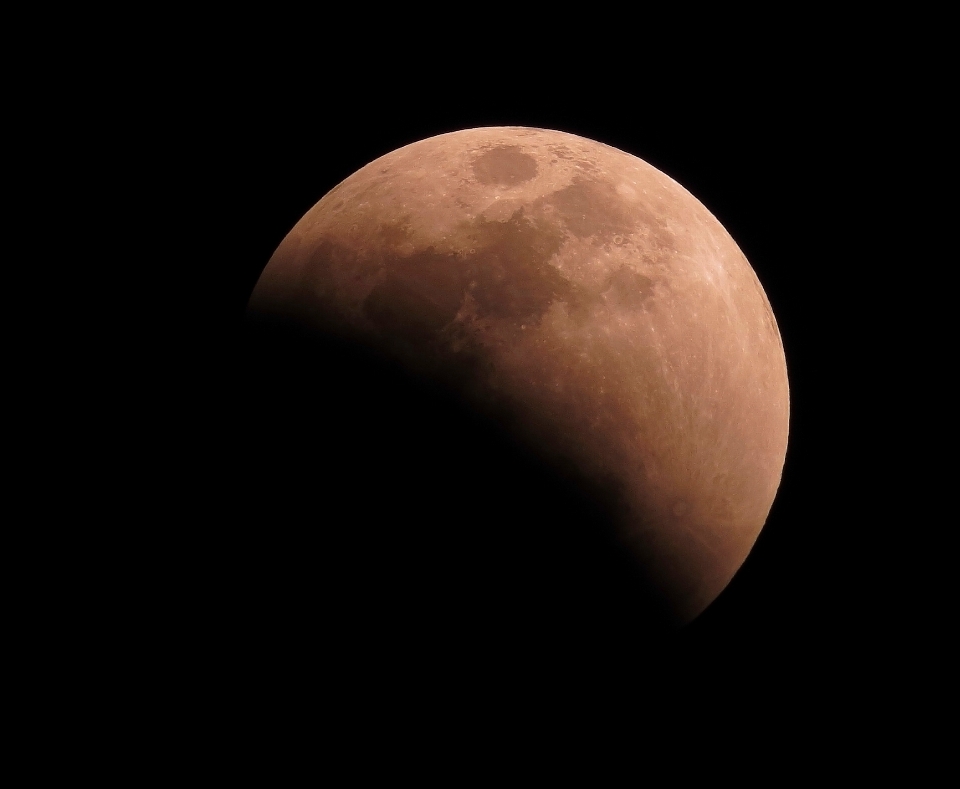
left=247, top=127, right=789, bottom=632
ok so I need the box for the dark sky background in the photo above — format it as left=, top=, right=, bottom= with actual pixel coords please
left=146, top=29, right=931, bottom=752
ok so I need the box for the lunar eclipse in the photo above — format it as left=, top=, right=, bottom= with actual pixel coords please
left=245, top=127, right=789, bottom=633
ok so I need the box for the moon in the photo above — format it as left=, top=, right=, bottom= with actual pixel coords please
left=248, top=126, right=789, bottom=629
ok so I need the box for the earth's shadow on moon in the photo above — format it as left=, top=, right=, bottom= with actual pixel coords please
left=227, top=313, right=678, bottom=705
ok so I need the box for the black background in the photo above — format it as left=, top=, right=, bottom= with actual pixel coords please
left=103, top=18, right=938, bottom=761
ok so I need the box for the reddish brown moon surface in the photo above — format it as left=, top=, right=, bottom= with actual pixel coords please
left=249, top=126, right=789, bottom=627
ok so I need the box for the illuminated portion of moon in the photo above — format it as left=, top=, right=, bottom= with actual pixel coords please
left=249, top=127, right=789, bottom=626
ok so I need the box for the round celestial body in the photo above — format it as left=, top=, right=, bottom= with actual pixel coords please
left=248, top=126, right=789, bottom=628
